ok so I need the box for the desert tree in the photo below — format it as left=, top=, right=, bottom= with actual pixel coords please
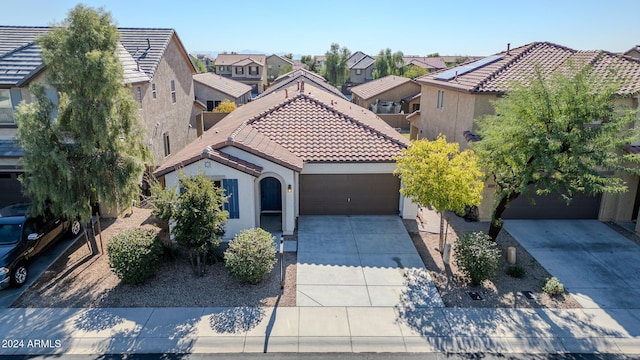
left=473, top=66, right=640, bottom=240
left=395, top=135, right=484, bottom=252
left=16, top=4, right=148, bottom=223
left=323, top=43, right=351, bottom=87
left=172, top=173, right=229, bottom=276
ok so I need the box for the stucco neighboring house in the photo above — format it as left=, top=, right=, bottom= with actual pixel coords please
left=313, top=55, right=326, bottom=70
left=266, top=54, right=294, bottom=84
left=0, top=26, right=199, bottom=207
left=215, top=54, right=267, bottom=95
left=347, top=51, right=375, bottom=85
left=411, top=41, right=640, bottom=225
left=624, top=45, right=640, bottom=59
left=153, top=82, right=417, bottom=239
left=351, top=75, right=420, bottom=114
left=262, top=68, right=345, bottom=99
left=193, top=73, right=252, bottom=109
left=191, top=53, right=215, bottom=72
left=403, top=56, right=447, bottom=73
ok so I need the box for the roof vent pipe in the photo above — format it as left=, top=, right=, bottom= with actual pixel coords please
left=507, top=43, right=511, bottom=55
left=285, top=89, right=288, bottom=98
left=454, top=70, right=458, bottom=81
left=300, top=81, right=305, bottom=92
left=297, top=81, right=300, bottom=90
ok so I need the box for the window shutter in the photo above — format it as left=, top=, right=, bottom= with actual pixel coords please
left=222, top=179, right=239, bottom=219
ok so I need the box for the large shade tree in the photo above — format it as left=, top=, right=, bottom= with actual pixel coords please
left=395, top=135, right=484, bottom=252
left=373, top=48, right=405, bottom=79
left=473, top=67, right=640, bottom=240
left=16, top=4, right=148, bottom=223
left=323, top=43, right=351, bottom=87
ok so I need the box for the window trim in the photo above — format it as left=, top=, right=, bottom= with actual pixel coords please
left=0, top=89, right=15, bottom=124
left=163, top=131, right=171, bottom=157
left=436, top=90, right=445, bottom=110
left=235, top=67, right=244, bottom=75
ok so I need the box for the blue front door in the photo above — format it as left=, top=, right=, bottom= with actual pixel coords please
left=260, top=177, right=282, bottom=212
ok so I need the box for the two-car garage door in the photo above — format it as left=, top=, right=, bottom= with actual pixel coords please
left=300, top=174, right=400, bottom=215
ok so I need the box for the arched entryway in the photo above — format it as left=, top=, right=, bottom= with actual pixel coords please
left=259, top=176, right=282, bottom=232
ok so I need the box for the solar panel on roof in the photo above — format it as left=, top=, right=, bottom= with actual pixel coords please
left=434, top=54, right=504, bottom=81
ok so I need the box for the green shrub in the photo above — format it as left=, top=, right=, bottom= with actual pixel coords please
left=224, top=228, right=276, bottom=284
left=454, top=231, right=501, bottom=286
left=506, top=265, right=526, bottom=278
left=543, top=277, right=565, bottom=296
left=107, top=228, right=162, bottom=284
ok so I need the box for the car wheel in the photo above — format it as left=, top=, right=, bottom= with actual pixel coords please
left=11, top=262, right=28, bottom=288
left=69, top=220, right=82, bottom=236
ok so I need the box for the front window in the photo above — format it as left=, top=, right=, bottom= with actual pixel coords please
left=0, top=89, right=14, bottom=124
left=249, top=66, right=259, bottom=76
left=436, top=90, right=445, bottom=110
left=355, top=69, right=362, bottom=75
left=163, top=132, right=171, bottom=156
left=0, top=223, right=22, bottom=245
left=235, top=67, right=244, bottom=75
left=152, top=83, right=157, bottom=100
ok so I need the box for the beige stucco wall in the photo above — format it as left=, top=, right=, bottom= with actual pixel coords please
left=137, top=36, right=197, bottom=167
left=266, top=56, right=292, bottom=83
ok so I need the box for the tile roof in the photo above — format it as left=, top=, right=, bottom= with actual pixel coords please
left=215, top=54, right=266, bottom=67
left=403, top=56, right=447, bottom=70
left=351, top=75, right=419, bottom=100
left=262, top=69, right=345, bottom=98
left=417, top=42, right=640, bottom=95
left=351, top=55, right=375, bottom=70
left=267, top=54, right=294, bottom=66
left=193, top=73, right=252, bottom=98
left=0, top=26, right=187, bottom=86
left=347, top=51, right=368, bottom=68
left=154, top=82, right=408, bottom=177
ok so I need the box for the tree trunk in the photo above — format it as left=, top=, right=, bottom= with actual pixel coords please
left=488, top=192, right=521, bottom=241
left=438, top=212, right=446, bottom=254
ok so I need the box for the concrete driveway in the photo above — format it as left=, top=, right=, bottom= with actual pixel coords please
left=296, top=215, right=444, bottom=307
left=505, top=220, right=640, bottom=309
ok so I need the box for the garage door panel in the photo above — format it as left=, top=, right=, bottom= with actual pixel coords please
left=503, top=192, right=601, bottom=219
left=300, top=174, right=399, bottom=215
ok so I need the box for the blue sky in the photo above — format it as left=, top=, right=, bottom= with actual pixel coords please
left=2, top=0, right=639, bottom=57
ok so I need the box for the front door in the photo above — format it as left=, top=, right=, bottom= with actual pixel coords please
left=260, top=177, right=282, bottom=213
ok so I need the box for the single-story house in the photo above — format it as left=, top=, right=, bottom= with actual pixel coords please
left=154, top=82, right=417, bottom=239
left=193, top=73, right=252, bottom=109
left=351, top=75, right=420, bottom=114
left=262, top=68, right=345, bottom=99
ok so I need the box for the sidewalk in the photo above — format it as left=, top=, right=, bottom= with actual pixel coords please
left=0, top=306, right=639, bottom=355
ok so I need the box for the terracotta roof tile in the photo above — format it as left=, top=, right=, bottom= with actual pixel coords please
left=215, top=54, right=266, bottom=66
left=154, top=82, right=408, bottom=177
left=193, top=72, right=252, bottom=98
left=418, top=42, right=640, bottom=95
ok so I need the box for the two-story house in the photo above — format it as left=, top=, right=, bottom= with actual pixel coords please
left=347, top=51, right=375, bottom=86
left=266, top=54, right=294, bottom=84
left=215, top=54, right=267, bottom=96
left=0, top=26, right=199, bottom=207
left=402, top=56, right=447, bottom=73
left=410, top=42, right=640, bottom=226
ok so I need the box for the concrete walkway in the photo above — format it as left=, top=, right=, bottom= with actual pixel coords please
left=296, top=215, right=443, bottom=307
left=0, top=306, right=639, bottom=355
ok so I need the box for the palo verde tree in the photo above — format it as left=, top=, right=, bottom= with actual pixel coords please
left=16, top=4, right=148, bottom=223
left=473, top=66, right=640, bottom=240
left=323, top=43, right=351, bottom=87
left=395, top=135, right=484, bottom=252
left=172, top=172, right=229, bottom=276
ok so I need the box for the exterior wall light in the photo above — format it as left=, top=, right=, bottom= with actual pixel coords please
left=287, top=184, right=292, bottom=193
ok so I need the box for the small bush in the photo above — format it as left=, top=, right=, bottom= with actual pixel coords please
left=224, top=228, right=276, bottom=284
left=107, top=228, right=162, bottom=284
left=506, top=265, right=526, bottom=278
left=454, top=231, right=501, bottom=286
left=543, top=277, right=565, bottom=296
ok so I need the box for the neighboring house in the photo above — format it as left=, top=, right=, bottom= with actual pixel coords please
left=266, top=54, right=294, bottom=84
left=440, top=55, right=482, bottom=66
left=411, top=41, right=640, bottom=224
left=262, top=68, right=345, bottom=99
left=193, top=73, right=252, bottom=109
left=0, top=26, right=199, bottom=207
left=153, top=82, right=417, bottom=239
left=191, top=53, right=215, bottom=72
left=215, top=54, right=267, bottom=95
left=403, top=56, right=447, bottom=73
left=624, top=46, right=640, bottom=59
left=314, top=55, right=326, bottom=70
left=347, top=51, right=375, bottom=85
left=351, top=75, right=420, bottom=114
